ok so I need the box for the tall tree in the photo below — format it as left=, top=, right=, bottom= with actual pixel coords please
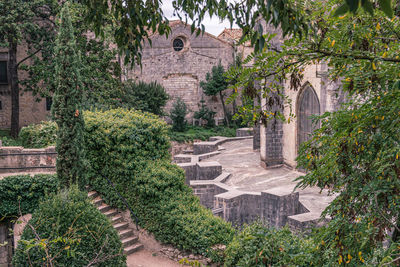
left=52, top=3, right=87, bottom=189
left=200, top=64, right=230, bottom=127
left=0, top=0, right=58, bottom=137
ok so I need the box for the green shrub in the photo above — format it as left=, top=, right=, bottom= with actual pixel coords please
left=84, top=108, right=170, bottom=206
left=84, top=108, right=234, bottom=260
left=12, top=186, right=126, bottom=267
left=18, top=121, right=57, bottom=148
left=170, top=98, right=188, bottom=132
left=0, top=174, right=59, bottom=219
left=224, top=222, right=313, bottom=267
left=194, top=98, right=216, bottom=127
left=128, top=160, right=234, bottom=258
left=121, top=80, right=169, bottom=115
left=169, top=126, right=236, bottom=143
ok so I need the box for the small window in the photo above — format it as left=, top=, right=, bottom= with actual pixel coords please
left=173, top=38, right=184, bottom=51
left=0, top=61, right=7, bottom=84
left=46, top=97, right=52, bottom=111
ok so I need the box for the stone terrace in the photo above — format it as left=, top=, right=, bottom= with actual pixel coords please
left=174, top=134, right=335, bottom=231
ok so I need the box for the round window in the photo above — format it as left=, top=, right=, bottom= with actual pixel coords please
left=173, top=38, right=184, bottom=51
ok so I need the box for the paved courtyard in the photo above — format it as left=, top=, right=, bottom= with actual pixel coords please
left=203, top=138, right=335, bottom=217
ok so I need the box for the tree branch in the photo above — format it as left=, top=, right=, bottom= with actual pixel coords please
left=16, top=48, right=42, bottom=68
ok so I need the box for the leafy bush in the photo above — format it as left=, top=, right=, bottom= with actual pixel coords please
left=120, top=80, right=169, bottom=115
left=194, top=98, right=216, bottom=127
left=224, top=222, right=313, bottom=267
left=127, top=160, right=234, bottom=258
left=84, top=108, right=234, bottom=259
left=84, top=108, right=170, bottom=206
left=12, top=186, right=126, bottom=267
left=0, top=174, right=59, bottom=219
left=18, top=121, right=57, bottom=148
left=170, top=98, right=188, bottom=132
left=169, top=126, right=236, bottom=143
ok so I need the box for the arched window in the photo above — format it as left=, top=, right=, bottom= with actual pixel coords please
left=297, top=84, right=320, bottom=151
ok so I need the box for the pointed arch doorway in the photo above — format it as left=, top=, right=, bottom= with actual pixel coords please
left=297, top=84, right=320, bottom=154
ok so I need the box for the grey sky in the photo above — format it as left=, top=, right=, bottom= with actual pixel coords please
left=162, top=0, right=239, bottom=36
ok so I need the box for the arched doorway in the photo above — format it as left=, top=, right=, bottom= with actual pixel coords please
left=297, top=84, right=320, bottom=153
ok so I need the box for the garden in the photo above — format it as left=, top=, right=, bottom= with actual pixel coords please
left=1, top=0, right=400, bottom=266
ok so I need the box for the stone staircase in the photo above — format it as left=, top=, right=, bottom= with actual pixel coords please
left=87, top=190, right=143, bottom=255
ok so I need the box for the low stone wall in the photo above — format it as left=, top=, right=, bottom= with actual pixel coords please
left=174, top=130, right=326, bottom=231
left=0, top=146, right=56, bottom=174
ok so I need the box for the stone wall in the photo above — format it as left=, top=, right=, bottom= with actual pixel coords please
left=127, top=21, right=236, bottom=121
left=0, top=222, right=12, bottom=267
left=174, top=132, right=327, bottom=231
left=0, top=146, right=56, bottom=174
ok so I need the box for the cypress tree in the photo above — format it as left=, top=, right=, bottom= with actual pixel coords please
left=52, top=3, right=87, bottom=188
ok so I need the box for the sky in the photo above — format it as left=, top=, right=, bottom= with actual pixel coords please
left=161, top=0, right=239, bottom=36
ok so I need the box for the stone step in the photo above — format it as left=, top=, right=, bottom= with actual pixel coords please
left=98, top=204, right=111, bottom=213
left=92, top=197, right=103, bottom=207
left=119, top=228, right=134, bottom=239
left=103, top=209, right=118, bottom=218
left=113, top=222, right=129, bottom=231
left=86, top=189, right=143, bottom=256
left=88, top=190, right=98, bottom=199
left=111, top=215, right=123, bottom=224
left=124, top=243, right=143, bottom=255
left=121, top=235, right=139, bottom=248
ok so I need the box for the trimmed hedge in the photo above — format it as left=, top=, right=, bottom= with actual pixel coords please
left=12, top=187, right=126, bottom=267
left=0, top=174, right=59, bottom=219
left=84, top=108, right=170, bottom=206
left=224, top=222, right=313, bottom=267
left=128, top=160, right=234, bottom=257
left=19, top=121, right=57, bottom=148
left=84, top=108, right=234, bottom=259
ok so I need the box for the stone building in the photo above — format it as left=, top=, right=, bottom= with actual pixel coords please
left=256, top=21, right=345, bottom=169
left=0, top=47, right=49, bottom=130
left=125, top=20, right=240, bottom=122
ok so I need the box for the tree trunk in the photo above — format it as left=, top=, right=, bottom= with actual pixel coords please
left=9, top=40, right=19, bottom=138
left=219, top=91, right=230, bottom=127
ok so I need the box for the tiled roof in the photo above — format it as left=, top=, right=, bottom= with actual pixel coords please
left=218, top=28, right=243, bottom=42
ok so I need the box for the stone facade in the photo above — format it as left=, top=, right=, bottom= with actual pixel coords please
left=125, top=21, right=238, bottom=122
left=257, top=21, right=345, bottom=169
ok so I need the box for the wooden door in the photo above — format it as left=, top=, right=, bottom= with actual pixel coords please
left=298, top=86, right=320, bottom=150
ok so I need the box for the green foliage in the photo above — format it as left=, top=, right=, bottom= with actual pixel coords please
left=169, top=126, right=236, bottom=143
left=52, top=4, right=87, bottom=189
left=0, top=174, right=59, bottom=219
left=224, top=222, right=313, bottom=267
left=296, top=87, right=400, bottom=265
left=200, top=63, right=230, bottom=126
left=170, top=98, right=188, bottom=132
left=12, top=186, right=126, bottom=267
left=84, top=108, right=170, bottom=206
left=19, top=121, right=57, bottom=148
left=0, top=129, right=23, bottom=146
left=84, top=108, right=233, bottom=259
left=200, top=64, right=228, bottom=97
left=127, top=160, right=235, bottom=260
left=81, top=0, right=310, bottom=66
left=194, top=98, right=216, bottom=127
left=120, top=80, right=169, bottom=115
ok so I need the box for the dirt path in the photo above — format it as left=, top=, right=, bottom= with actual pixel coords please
left=127, top=249, right=181, bottom=267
